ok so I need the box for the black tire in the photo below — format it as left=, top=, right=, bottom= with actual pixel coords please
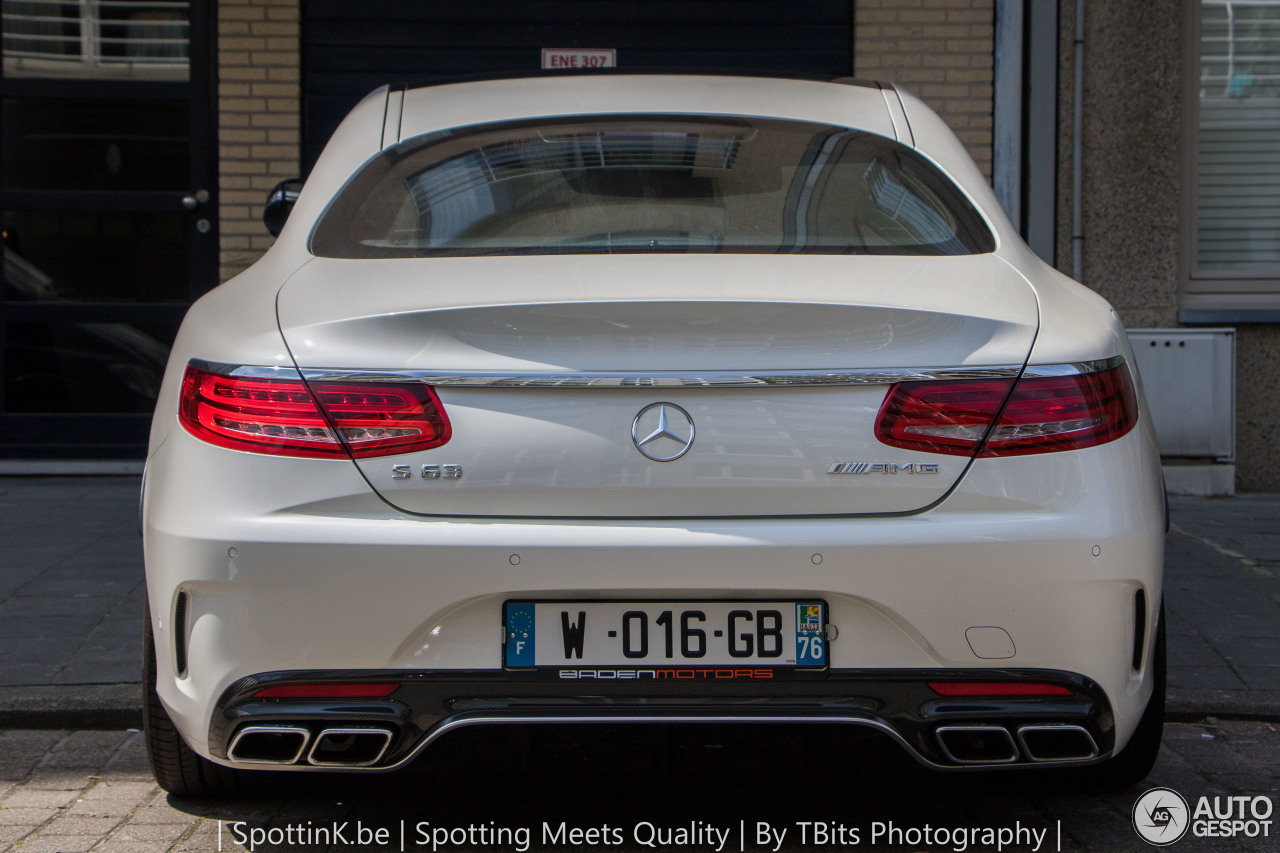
left=142, top=595, right=259, bottom=797
left=1087, top=603, right=1166, bottom=789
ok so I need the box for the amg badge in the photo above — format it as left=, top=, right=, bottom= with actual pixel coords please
left=827, top=462, right=939, bottom=475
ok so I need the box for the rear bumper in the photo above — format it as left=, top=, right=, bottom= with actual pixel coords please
left=210, top=668, right=1113, bottom=772
left=142, top=427, right=1165, bottom=767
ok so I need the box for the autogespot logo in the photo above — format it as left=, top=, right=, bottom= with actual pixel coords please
left=1133, top=787, right=1191, bottom=846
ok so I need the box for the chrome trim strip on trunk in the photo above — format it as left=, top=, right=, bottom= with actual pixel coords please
left=188, top=360, right=305, bottom=380
left=189, top=357, right=1127, bottom=389
left=1019, top=355, right=1124, bottom=378
left=301, top=367, right=1028, bottom=387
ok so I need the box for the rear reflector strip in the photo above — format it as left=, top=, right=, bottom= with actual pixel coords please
left=179, top=363, right=451, bottom=458
left=929, top=682, right=1074, bottom=697
left=1132, top=589, right=1148, bottom=672
left=173, top=591, right=188, bottom=677
left=253, top=683, right=400, bottom=699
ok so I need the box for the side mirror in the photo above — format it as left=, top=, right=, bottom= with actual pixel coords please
left=263, top=178, right=303, bottom=237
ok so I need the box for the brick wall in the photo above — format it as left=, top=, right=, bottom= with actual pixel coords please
left=216, top=0, right=301, bottom=282
left=854, top=0, right=995, bottom=179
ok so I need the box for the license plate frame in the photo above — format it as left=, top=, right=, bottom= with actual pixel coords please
left=503, top=599, right=827, bottom=670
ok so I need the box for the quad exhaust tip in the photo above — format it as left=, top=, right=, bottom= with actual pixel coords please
left=1016, top=724, right=1099, bottom=762
left=935, top=725, right=1019, bottom=764
left=227, top=726, right=310, bottom=764
left=935, top=724, right=1099, bottom=765
left=225, top=720, right=1091, bottom=769
left=307, top=728, right=394, bottom=767
left=227, top=726, right=394, bottom=766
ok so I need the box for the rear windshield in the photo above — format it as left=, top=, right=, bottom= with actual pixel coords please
left=311, top=115, right=995, bottom=258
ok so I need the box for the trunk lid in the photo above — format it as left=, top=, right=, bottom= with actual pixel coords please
left=276, top=254, right=1038, bottom=517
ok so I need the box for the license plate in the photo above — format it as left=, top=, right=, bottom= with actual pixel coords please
left=503, top=601, right=826, bottom=668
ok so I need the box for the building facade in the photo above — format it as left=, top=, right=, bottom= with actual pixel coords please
left=2, top=0, right=1276, bottom=490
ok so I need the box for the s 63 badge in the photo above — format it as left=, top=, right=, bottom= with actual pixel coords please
left=391, top=464, right=463, bottom=480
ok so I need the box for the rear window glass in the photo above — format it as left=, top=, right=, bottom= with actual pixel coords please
left=311, top=115, right=995, bottom=258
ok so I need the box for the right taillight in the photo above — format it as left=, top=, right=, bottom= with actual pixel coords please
left=179, top=363, right=451, bottom=458
left=876, top=364, right=1137, bottom=457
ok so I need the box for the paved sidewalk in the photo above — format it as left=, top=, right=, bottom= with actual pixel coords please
left=1, top=721, right=1278, bottom=853
left=0, top=478, right=1277, bottom=725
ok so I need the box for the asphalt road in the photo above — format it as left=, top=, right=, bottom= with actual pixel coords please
left=2, top=719, right=1277, bottom=853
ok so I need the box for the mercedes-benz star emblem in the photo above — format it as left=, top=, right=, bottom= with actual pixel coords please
left=631, top=403, right=695, bottom=462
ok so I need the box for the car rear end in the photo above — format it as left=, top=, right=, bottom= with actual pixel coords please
left=141, top=75, right=1165, bottom=784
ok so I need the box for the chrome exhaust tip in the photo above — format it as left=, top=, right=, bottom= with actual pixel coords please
left=306, top=728, right=394, bottom=767
left=1016, top=724, right=1099, bottom=762
left=227, top=726, right=310, bottom=764
left=935, top=725, right=1020, bottom=764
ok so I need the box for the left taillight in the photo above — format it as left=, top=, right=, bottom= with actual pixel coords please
left=179, top=364, right=451, bottom=458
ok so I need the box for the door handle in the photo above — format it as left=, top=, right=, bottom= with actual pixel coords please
left=182, top=189, right=211, bottom=210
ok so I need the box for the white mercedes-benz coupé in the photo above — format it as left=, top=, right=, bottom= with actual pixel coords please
left=141, top=74, right=1166, bottom=796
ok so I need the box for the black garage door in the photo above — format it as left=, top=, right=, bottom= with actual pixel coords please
left=303, top=0, right=854, bottom=168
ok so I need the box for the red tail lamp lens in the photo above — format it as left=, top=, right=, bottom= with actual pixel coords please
left=179, top=364, right=451, bottom=458
left=978, top=366, right=1137, bottom=456
left=253, top=683, right=399, bottom=699
left=876, top=365, right=1137, bottom=457
left=928, top=682, right=1074, bottom=697
left=876, top=379, right=1013, bottom=456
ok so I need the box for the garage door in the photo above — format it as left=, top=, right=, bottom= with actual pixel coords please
left=303, top=0, right=854, bottom=168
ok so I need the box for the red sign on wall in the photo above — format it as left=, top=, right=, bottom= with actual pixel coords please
left=541, top=49, right=617, bottom=70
